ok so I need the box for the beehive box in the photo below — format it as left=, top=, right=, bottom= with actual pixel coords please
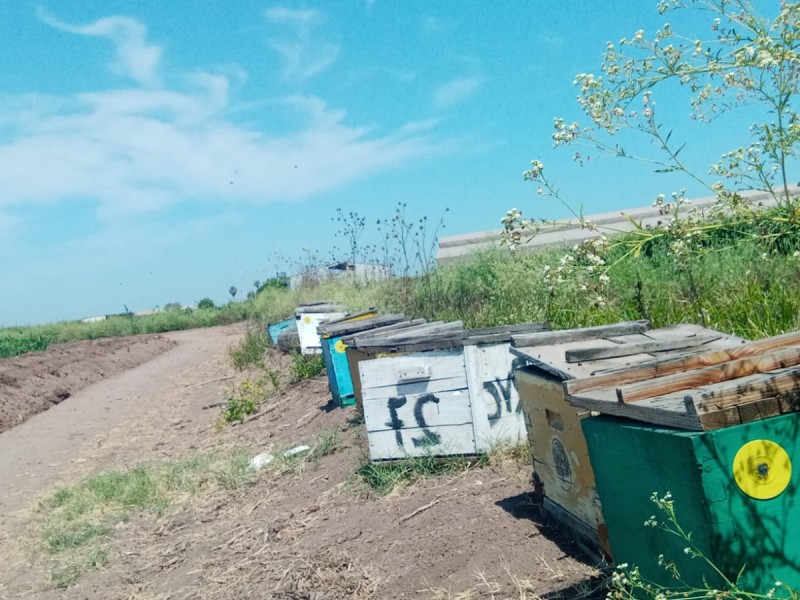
left=318, top=313, right=404, bottom=407
left=344, top=319, right=429, bottom=410
left=511, top=321, right=744, bottom=559
left=568, top=329, right=800, bottom=591
left=294, top=302, right=347, bottom=355
left=358, top=322, right=547, bottom=460
left=267, top=316, right=295, bottom=345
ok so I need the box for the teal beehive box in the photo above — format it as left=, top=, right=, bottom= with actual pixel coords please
left=317, top=312, right=404, bottom=408
left=582, top=414, right=800, bottom=592
left=267, top=316, right=295, bottom=345
left=566, top=330, right=800, bottom=594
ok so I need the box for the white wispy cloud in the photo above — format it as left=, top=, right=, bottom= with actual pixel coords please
left=38, top=11, right=163, bottom=87
left=265, top=6, right=339, bottom=81
left=0, top=14, right=442, bottom=219
left=432, top=76, right=481, bottom=109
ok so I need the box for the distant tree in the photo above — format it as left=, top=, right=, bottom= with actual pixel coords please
left=229, top=286, right=238, bottom=300
left=197, top=297, right=216, bottom=310
left=163, top=302, right=182, bottom=311
left=256, top=275, right=289, bottom=293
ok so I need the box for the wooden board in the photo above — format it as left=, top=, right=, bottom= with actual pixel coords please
left=463, top=322, right=549, bottom=346
left=319, top=314, right=405, bottom=337
left=464, top=344, right=528, bottom=451
left=563, top=329, right=800, bottom=430
left=363, top=389, right=473, bottom=433
left=564, top=334, right=722, bottom=363
left=593, top=346, right=800, bottom=404
left=367, top=424, right=476, bottom=460
left=512, top=320, right=650, bottom=348
left=361, top=375, right=469, bottom=403
left=358, top=351, right=466, bottom=392
left=564, top=331, right=800, bottom=396
left=361, top=349, right=476, bottom=460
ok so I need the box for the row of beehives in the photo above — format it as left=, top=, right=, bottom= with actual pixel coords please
left=268, top=308, right=800, bottom=594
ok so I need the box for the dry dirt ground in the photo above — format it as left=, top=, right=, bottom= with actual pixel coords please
left=0, top=324, right=603, bottom=600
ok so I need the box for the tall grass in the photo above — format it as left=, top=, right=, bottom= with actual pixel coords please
left=6, top=232, right=800, bottom=362
left=244, top=236, right=800, bottom=341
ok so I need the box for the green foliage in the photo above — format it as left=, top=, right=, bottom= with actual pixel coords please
left=0, top=306, right=253, bottom=360
left=289, top=352, right=325, bottom=382
left=310, top=429, right=342, bottom=460
left=0, top=333, right=50, bottom=359
left=220, top=379, right=265, bottom=424
left=609, top=492, right=800, bottom=599
left=197, top=297, right=216, bottom=309
left=355, top=454, right=471, bottom=497
left=228, top=327, right=268, bottom=371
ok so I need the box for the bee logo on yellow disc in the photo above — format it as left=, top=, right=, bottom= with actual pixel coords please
left=334, top=340, right=347, bottom=354
left=732, top=439, right=791, bottom=500
left=303, top=316, right=312, bottom=324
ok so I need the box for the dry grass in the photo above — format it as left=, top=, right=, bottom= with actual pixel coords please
left=426, top=558, right=604, bottom=600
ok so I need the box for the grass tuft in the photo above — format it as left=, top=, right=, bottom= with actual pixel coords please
left=289, top=352, right=325, bottom=382
left=228, top=327, right=268, bottom=370
left=356, top=454, right=472, bottom=497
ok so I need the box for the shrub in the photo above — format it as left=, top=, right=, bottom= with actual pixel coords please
left=289, top=352, right=325, bottom=382
left=228, top=328, right=268, bottom=371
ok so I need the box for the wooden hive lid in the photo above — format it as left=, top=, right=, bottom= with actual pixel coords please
left=318, top=314, right=406, bottom=337
left=295, top=302, right=347, bottom=314
left=348, top=320, right=465, bottom=353
left=559, top=328, right=800, bottom=431
left=462, top=322, right=549, bottom=346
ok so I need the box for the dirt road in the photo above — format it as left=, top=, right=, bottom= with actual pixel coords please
left=0, top=326, right=241, bottom=515
left=0, top=325, right=601, bottom=599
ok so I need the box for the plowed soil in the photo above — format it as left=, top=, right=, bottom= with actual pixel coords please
left=0, top=325, right=602, bottom=600
left=0, top=334, right=176, bottom=433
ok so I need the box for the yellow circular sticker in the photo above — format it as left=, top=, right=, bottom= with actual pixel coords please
left=733, top=440, right=791, bottom=500
left=303, top=315, right=312, bottom=324
left=334, top=339, right=347, bottom=354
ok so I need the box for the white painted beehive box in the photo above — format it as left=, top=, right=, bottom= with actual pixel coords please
left=359, top=342, right=528, bottom=460
left=295, top=304, right=346, bottom=355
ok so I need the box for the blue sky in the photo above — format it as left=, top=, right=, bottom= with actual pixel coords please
left=0, top=1, right=770, bottom=325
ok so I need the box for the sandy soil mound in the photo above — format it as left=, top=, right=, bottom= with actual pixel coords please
left=0, top=334, right=176, bottom=433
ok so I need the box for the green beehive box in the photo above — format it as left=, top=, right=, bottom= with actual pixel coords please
left=582, top=413, right=800, bottom=593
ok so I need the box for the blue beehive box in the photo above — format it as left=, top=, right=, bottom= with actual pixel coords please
left=318, top=313, right=405, bottom=407
left=267, top=316, right=295, bottom=345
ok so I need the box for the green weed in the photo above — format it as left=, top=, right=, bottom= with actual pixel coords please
left=219, top=378, right=265, bottom=424
left=355, top=454, right=471, bottom=497
left=311, top=430, right=342, bottom=459
left=228, top=327, right=268, bottom=370
left=289, top=352, right=325, bottom=382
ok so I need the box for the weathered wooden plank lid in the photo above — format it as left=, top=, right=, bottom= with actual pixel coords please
left=463, top=322, right=549, bottom=346
left=342, top=319, right=426, bottom=346
left=563, top=329, right=800, bottom=431
left=511, top=321, right=739, bottom=378
left=318, top=314, right=406, bottom=337
left=295, top=302, right=347, bottom=314
left=321, top=308, right=379, bottom=326
left=348, top=321, right=465, bottom=353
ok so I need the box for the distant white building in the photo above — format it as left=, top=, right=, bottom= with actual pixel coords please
left=81, top=315, right=107, bottom=323
left=289, top=262, right=391, bottom=289
left=436, top=187, right=793, bottom=264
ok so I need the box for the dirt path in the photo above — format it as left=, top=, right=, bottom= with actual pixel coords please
left=0, top=325, right=602, bottom=600
left=0, top=325, right=243, bottom=516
